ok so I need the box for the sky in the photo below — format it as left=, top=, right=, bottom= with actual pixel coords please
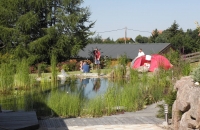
left=82, top=0, right=200, bottom=41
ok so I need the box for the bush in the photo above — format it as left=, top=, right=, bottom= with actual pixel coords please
left=192, top=64, right=200, bottom=82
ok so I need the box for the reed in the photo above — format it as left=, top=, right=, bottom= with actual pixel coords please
left=14, top=58, right=31, bottom=89
left=51, top=53, right=58, bottom=85
left=0, top=63, right=14, bottom=92
left=113, top=54, right=129, bottom=78
left=103, top=86, right=120, bottom=115
left=81, top=96, right=104, bottom=117
left=47, top=91, right=81, bottom=117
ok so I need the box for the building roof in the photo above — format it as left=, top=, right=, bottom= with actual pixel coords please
left=76, top=43, right=171, bottom=59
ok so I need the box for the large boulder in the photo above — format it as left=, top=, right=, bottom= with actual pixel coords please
left=172, top=76, right=200, bottom=129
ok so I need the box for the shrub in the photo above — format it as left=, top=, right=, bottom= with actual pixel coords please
left=192, top=64, right=200, bottom=82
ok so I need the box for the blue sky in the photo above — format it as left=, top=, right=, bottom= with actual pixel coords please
left=82, top=0, right=200, bottom=40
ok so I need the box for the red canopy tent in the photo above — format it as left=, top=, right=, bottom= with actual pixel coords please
left=132, top=54, right=172, bottom=72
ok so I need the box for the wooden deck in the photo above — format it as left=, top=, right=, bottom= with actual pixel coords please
left=0, top=111, right=39, bottom=130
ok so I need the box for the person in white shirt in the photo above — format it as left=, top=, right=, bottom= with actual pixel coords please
left=130, top=48, right=145, bottom=68
left=138, top=48, right=145, bottom=57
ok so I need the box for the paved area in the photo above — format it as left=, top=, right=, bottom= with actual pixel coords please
left=38, top=102, right=168, bottom=130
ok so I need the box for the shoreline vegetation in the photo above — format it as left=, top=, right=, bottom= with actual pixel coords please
left=0, top=51, right=194, bottom=119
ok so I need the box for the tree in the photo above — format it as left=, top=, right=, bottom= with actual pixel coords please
left=0, top=0, right=94, bottom=63
left=149, top=29, right=160, bottom=43
left=182, top=29, right=200, bottom=53
left=135, top=35, right=148, bottom=43
left=88, top=34, right=103, bottom=43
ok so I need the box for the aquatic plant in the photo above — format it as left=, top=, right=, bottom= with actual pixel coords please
left=0, top=63, right=14, bottom=92
left=14, top=58, right=31, bottom=89
left=81, top=96, right=104, bottom=117
left=51, top=53, right=58, bottom=84
left=47, top=91, right=81, bottom=117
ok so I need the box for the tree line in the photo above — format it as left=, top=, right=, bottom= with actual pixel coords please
left=90, top=21, right=200, bottom=54
left=0, top=0, right=199, bottom=66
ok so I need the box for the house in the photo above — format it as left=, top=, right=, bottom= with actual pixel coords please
left=76, top=43, right=172, bottom=60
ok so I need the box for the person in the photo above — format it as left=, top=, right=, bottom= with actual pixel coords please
left=138, top=48, right=145, bottom=57
left=130, top=48, right=145, bottom=68
left=94, top=48, right=101, bottom=69
left=82, top=61, right=90, bottom=73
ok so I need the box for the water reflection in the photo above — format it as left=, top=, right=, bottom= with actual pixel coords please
left=77, top=78, right=108, bottom=99
left=81, top=78, right=90, bottom=87
left=0, top=77, right=118, bottom=116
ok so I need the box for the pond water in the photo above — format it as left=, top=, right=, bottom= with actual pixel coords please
left=59, top=78, right=111, bottom=99
left=0, top=77, right=114, bottom=115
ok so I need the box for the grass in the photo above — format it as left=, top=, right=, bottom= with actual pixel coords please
left=0, top=51, right=196, bottom=118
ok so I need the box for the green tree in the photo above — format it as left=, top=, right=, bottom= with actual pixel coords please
left=155, top=33, right=169, bottom=43
left=183, top=29, right=200, bottom=53
left=89, top=34, right=103, bottom=43
left=0, top=0, right=94, bottom=63
left=149, top=29, right=160, bottom=43
left=135, top=35, right=148, bottom=43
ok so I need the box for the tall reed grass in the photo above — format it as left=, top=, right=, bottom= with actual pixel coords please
left=0, top=63, right=14, bottom=92
left=81, top=96, right=104, bottom=117
left=51, top=53, right=57, bottom=85
left=113, top=54, right=129, bottom=78
left=47, top=91, right=81, bottom=117
left=14, top=58, right=31, bottom=89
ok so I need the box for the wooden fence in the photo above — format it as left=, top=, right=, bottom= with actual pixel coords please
left=181, top=52, right=200, bottom=63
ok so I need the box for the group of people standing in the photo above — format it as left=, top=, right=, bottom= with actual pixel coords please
left=79, top=48, right=101, bottom=73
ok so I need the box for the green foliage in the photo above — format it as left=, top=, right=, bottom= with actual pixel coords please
left=157, top=90, right=177, bottom=118
left=135, top=35, right=148, bottom=43
left=192, top=64, right=200, bottom=82
left=117, top=54, right=129, bottom=67
left=102, top=56, right=112, bottom=69
left=164, top=49, right=180, bottom=66
left=149, top=29, right=160, bottom=43
left=113, top=54, right=129, bottom=78
left=82, top=96, right=104, bottom=117
left=0, top=0, right=95, bottom=63
left=0, top=63, right=15, bottom=92
left=180, top=61, right=191, bottom=76
left=37, top=62, right=48, bottom=77
left=14, top=58, right=31, bottom=88
left=47, top=91, right=81, bottom=117
left=51, top=53, right=57, bottom=84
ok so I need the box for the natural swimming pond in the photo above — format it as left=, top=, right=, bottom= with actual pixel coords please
left=0, top=77, right=116, bottom=116
left=0, top=70, right=172, bottom=118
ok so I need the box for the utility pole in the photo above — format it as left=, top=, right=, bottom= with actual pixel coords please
left=125, top=27, right=127, bottom=44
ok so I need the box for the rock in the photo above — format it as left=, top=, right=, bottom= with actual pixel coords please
left=172, top=76, right=200, bottom=130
